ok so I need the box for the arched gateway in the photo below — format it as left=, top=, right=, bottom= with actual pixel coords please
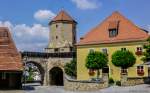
left=21, top=9, right=77, bottom=86
left=24, top=61, right=45, bottom=84
left=21, top=51, right=75, bottom=86
left=49, top=67, right=64, bottom=86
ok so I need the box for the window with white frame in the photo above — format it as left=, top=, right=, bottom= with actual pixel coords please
left=137, top=47, right=142, bottom=52
left=109, top=29, right=118, bottom=37
left=102, top=48, right=108, bottom=55
left=0, top=73, right=6, bottom=80
left=137, top=66, right=144, bottom=72
left=89, top=49, right=94, bottom=53
left=121, top=48, right=126, bottom=51
left=121, top=68, right=127, bottom=74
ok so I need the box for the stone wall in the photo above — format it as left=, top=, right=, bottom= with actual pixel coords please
left=121, top=77, right=145, bottom=86
left=64, top=73, right=108, bottom=91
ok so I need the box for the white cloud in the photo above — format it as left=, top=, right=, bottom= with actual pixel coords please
left=71, top=0, right=101, bottom=10
left=147, top=25, right=150, bottom=30
left=0, top=21, right=49, bottom=51
left=147, top=25, right=150, bottom=34
left=34, top=10, right=56, bottom=21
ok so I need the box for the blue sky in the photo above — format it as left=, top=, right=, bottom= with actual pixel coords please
left=0, top=0, right=150, bottom=51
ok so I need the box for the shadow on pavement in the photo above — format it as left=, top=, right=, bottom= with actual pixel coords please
left=22, top=85, right=35, bottom=91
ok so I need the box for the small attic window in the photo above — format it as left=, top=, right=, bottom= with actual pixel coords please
left=109, top=29, right=118, bottom=37
left=108, top=21, right=119, bottom=37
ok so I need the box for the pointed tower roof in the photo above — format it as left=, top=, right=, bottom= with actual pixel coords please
left=77, top=11, right=149, bottom=45
left=49, top=10, right=76, bottom=24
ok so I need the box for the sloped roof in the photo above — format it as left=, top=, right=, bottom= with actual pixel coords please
left=77, top=11, right=149, bottom=45
left=0, top=27, right=23, bottom=71
left=50, top=10, right=76, bottom=24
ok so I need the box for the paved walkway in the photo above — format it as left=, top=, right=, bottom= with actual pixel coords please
left=0, top=84, right=150, bottom=93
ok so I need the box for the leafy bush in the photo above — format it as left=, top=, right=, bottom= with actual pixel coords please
left=116, top=81, right=121, bottom=86
left=109, top=77, right=114, bottom=85
left=64, top=59, right=77, bottom=77
left=86, top=51, right=108, bottom=69
left=142, top=38, right=150, bottom=62
left=112, top=50, right=136, bottom=69
left=85, top=51, right=108, bottom=78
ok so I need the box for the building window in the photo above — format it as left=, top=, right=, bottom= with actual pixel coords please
left=102, top=48, right=108, bottom=55
left=56, top=24, right=58, bottom=28
left=70, top=47, right=73, bottom=52
left=121, top=68, right=127, bottom=74
left=121, top=48, right=126, bottom=51
left=56, top=36, right=58, bottom=39
left=54, top=48, right=59, bottom=52
left=137, top=66, right=144, bottom=75
left=102, top=66, right=109, bottom=73
left=89, top=49, right=94, bottom=53
left=109, top=29, right=118, bottom=37
left=136, top=47, right=143, bottom=56
left=0, top=73, right=6, bottom=80
left=61, top=48, right=64, bottom=51
left=137, top=47, right=142, bottom=52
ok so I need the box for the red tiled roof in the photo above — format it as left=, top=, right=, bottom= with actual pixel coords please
left=77, top=11, right=149, bottom=45
left=51, top=10, right=75, bottom=22
left=0, top=27, right=23, bottom=71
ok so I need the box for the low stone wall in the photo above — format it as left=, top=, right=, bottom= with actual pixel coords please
left=121, top=77, right=144, bottom=86
left=64, top=74, right=108, bottom=91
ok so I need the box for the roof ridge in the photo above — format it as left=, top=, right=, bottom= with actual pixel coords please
left=50, top=10, right=76, bottom=23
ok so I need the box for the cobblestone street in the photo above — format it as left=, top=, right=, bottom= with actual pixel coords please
left=0, top=84, right=150, bottom=93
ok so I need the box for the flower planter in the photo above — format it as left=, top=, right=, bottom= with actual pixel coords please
left=135, top=51, right=143, bottom=56
left=137, top=70, right=144, bottom=76
left=88, top=69, right=95, bottom=76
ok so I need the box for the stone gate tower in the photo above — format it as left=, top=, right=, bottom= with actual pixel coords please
left=45, top=10, right=77, bottom=53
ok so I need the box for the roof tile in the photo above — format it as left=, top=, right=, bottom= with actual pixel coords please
left=77, top=11, right=149, bottom=45
left=0, top=27, right=23, bottom=71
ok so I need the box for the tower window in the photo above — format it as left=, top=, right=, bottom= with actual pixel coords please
left=56, top=24, right=58, bottom=28
left=54, top=48, right=59, bottom=52
left=56, top=36, right=58, bottom=39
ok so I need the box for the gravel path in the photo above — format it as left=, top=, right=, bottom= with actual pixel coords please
left=0, top=84, right=150, bottom=93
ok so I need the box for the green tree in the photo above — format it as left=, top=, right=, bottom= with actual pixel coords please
left=85, top=51, right=108, bottom=79
left=112, top=50, right=136, bottom=73
left=142, top=38, right=150, bottom=62
left=64, top=59, right=77, bottom=77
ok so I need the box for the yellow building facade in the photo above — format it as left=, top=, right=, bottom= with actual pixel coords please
left=76, top=12, right=149, bottom=81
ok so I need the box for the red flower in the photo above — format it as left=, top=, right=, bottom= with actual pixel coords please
left=137, top=70, right=144, bottom=76
left=135, top=51, right=143, bottom=56
left=88, top=69, right=95, bottom=76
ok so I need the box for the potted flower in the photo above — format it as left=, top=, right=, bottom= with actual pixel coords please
left=88, top=69, right=95, bottom=76
left=137, top=69, right=144, bottom=76
left=135, top=51, right=143, bottom=56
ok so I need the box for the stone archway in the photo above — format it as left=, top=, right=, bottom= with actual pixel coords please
left=24, top=61, right=45, bottom=85
left=49, top=67, right=64, bottom=86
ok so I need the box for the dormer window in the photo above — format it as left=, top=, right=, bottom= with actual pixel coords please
left=108, top=21, right=119, bottom=37
left=109, top=29, right=118, bottom=37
